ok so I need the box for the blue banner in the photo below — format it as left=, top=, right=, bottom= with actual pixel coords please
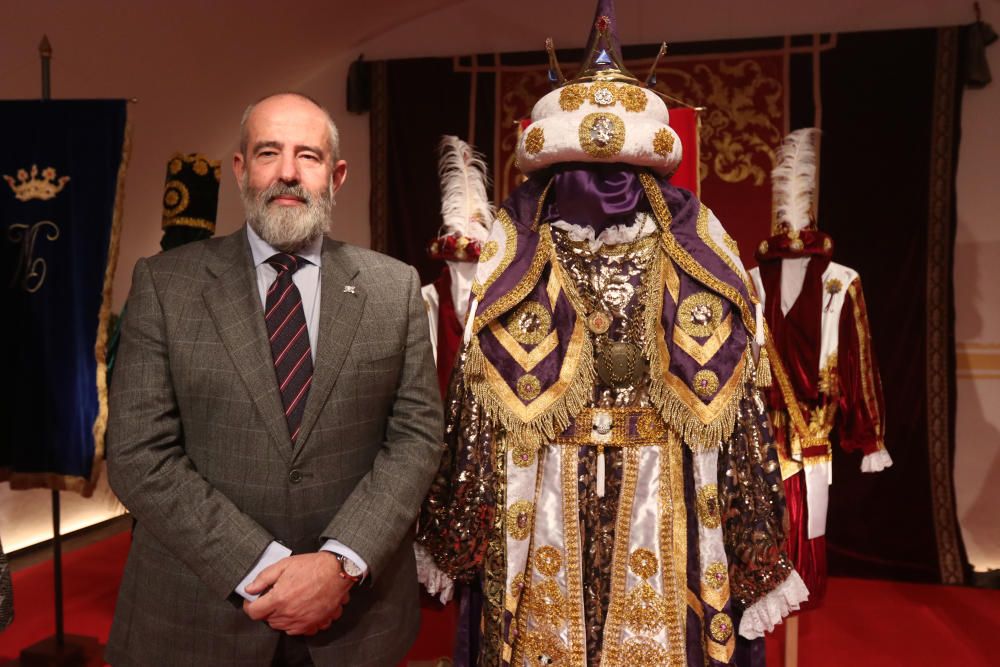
left=0, top=100, right=129, bottom=495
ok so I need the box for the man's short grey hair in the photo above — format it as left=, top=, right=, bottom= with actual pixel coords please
left=239, top=92, right=340, bottom=164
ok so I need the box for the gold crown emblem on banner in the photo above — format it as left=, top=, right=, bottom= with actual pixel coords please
left=3, top=164, right=71, bottom=202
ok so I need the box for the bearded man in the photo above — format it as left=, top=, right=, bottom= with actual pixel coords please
left=105, top=92, right=443, bottom=667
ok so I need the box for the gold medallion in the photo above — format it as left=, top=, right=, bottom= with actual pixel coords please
left=507, top=500, right=535, bottom=540
left=517, top=373, right=542, bottom=401
left=696, top=484, right=722, bottom=529
left=635, top=411, right=665, bottom=440
left=629, top=548, right=659, bottom=579
left=595, top=341, right=646, bottom=388
left=618, top=85, right=648, bottom=112
left=692, top=369, right=720, bottom=399
left=586, top=310, right=611, bottom=334
left=579, top=112, right=625, bottom=158
left=559, top=84, right=586, bottom=112
left=512, top=440, right=537, bottom=468
left=652, top=128, right=675, bottom=156
left=534, top=546, right=563, bottom=577
left=508, top=301, right=552, bottom=346
left=709, top=612, right=734, bottom=642
left=703, top=562, right=729, bottom=591
left=678, top=292, right=724, bottom=338
left=480, top=239, right=499, bottom=262
left=524, top=126, right=545, bottom=155
left=589, top=82, right=617, bottom=106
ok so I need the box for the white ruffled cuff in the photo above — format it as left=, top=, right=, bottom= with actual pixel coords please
left=861, top=449, right=893, bottom=473
left=738, top=570, right=809, bottom=639
left=414, top=543, right=454, bottom=604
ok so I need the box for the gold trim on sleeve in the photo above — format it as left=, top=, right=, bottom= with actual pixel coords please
left=848, top=278, right=884, bottom=439
left=472, top=207, right=519, bottom=300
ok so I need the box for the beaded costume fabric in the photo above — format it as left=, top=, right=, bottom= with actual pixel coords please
left=418, top=215, right=801, bottom=666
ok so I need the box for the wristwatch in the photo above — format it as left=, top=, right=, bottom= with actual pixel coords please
left=335, top=553, right=364, bottom=584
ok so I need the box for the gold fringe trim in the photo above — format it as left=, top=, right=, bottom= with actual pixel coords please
left=466, top=225, right=598, bottom=452
left=89, top=111, right=133, bottom=497
left=466, top=330, right=595, bottom=454
left=468, top=176, right=757, bottom=455
left=756, top=345, right=773, bottom=388
left=644, top=251, right=751, bottom=452
left=647, top=352, right=750, bottom=452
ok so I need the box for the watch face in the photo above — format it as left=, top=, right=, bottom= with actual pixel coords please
left=341, top=557, right=362, bottom=578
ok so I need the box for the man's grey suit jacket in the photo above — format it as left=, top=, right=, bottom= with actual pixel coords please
left=105, top=228, right=444, bottom=666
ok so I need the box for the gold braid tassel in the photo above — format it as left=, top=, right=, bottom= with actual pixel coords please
left=756, top=344, right=773, bottom=388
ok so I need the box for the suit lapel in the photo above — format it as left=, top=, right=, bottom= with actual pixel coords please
left=203, top=230, right=292, bottom=462
left=292, top=239, right=365, bottom=461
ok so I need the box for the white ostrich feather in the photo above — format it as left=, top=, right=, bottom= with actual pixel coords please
left=771, top=128, right=820, bottom=233
left=437, top=135, right=494, bottom=242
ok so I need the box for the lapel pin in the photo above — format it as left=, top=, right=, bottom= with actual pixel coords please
left=343, top=285, right=356, bottom=294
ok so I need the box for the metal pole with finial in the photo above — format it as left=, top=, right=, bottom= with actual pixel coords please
left=38, top=32, right=67, bottom=652
left=19, top=35, right=92, bottom=667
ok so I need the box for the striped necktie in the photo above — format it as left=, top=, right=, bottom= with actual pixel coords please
left=264, top=253, right=313, bottom=445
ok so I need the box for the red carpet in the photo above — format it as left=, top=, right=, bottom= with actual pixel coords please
left=1, top=531, right=997, bottom=665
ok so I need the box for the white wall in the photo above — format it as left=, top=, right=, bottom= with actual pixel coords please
left=954, top=16, right=1000, bottom=572
left=2, top=0, right=996, bottom=571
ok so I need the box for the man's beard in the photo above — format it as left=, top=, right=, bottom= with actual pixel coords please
left=242, top=177, right=333, bottom=253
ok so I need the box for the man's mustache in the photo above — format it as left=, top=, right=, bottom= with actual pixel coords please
left=256, top=182, right=311, bottom=205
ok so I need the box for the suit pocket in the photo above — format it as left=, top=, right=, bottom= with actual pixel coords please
left=360, top=347, right=402, bottom=370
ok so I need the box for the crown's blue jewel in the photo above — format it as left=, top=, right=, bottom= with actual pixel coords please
left=548, top=69, right=559, bottom=83
left=595, top=49, right=613, bottom=66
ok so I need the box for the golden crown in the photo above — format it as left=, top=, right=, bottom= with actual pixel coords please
left=3, top=164, right=71, bottom=202
left=545, top=2, right=667, bottom=89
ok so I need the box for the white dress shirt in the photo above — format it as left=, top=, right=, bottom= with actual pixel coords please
left=235, top=224, right=368, bottom=601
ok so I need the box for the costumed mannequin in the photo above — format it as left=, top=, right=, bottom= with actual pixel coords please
left=106, top=153, right=221, bottom=380
left=417, top=2, right=808, bottom=665
left=416, top=135, right=497, bottom=665
left=748, top=128, right=891, bottom=609
left=422, top=136, right=495, bottom=397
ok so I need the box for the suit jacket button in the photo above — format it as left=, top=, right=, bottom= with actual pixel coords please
left=288, top=469, right=303, bottom=484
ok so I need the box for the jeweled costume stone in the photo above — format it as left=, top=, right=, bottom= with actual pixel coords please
left=748, top=128, right=891, bottom=608
left=417, top=3, right=808, bottom=665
